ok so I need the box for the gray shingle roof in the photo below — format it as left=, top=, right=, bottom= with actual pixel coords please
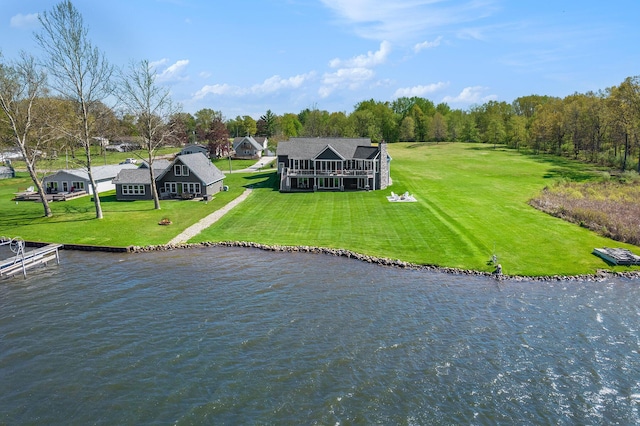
left=233, top=136, right=263, bottom=152
left=112, top=168, right=154, bottom=185
left=47, top=164, right=138, bottom=182
left=139, top=159, right=171, bottom=170
left=353, top=146, right=379, bottom=159
left=276, top=138, right=373, bottom=160
left=162, top=153, right=225, bottom=185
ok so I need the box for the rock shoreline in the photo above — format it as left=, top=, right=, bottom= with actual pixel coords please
left=129, top=241, right=640, bottom=282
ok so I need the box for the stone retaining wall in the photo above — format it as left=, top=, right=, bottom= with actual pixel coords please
left=128, top=241, right=640, bottom=282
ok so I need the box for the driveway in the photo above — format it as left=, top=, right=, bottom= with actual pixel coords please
left=230, top=156, right=276, bottom=173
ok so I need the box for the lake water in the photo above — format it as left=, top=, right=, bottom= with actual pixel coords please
left=1, top=247, right=640, bottom=424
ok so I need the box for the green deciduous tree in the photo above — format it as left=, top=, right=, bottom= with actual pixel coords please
left=280, top=113, right=302, bottom=138
left=118, top=59, right=180, bottom=209
left=399, top=115, right=415, bottom=141
left=0, top=52, right=53, bottom=217
left=35, top=0, right=114, bottom=219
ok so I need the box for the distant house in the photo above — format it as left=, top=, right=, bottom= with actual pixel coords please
left=43, top=164, right=138, bottom=195
left=232, top=136, right=268, bottom=159
left=113, top=153, right=225, bottom=201
left=105, top=137, right=142, bottom=152
left=138, top=159, right=172, bottom=170
left=276, top=137, right=390, bottom=192
left=0, top=161, right=15, bottom=179
left=179, top=144, right=209, bottom=157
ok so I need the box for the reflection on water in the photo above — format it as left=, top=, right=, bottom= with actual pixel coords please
left=1, top=247, right=640, bottom=424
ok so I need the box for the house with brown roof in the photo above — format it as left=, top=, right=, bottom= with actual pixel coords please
left=276, top=137, right=390, bottom=192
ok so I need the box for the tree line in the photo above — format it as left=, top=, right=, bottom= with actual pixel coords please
left=2, top=1, right=639, bottom=221
left=170, top=79, right=640, bottom=174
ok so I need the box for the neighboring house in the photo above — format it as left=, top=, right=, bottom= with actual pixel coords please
left=112, top=168, right=157, bottom=201
left=112, top=159, right=174, bottom=201
left=276, top=137, right=390, bottom=192
left=106, top=137, right=142, bottom=152
left=232, top=136, right=268, bottom=159
left=114, top=153, right=224, bottom=201
left=138, top=159, right=172, bottom=170
left=0, top=161, right=15, bottom=179
left=179, top=144, right=209, bottom=157
left=43, top=164, right=138, bottom=195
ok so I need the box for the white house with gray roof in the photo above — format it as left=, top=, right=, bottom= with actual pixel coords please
left=276, top=137, right=390, bottom=192
left=43, top=163, right=138, bottom=195
left=232, top=136, right=268, bottom=159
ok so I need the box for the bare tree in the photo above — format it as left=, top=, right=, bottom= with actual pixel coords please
left=0, top=52, right=53, bottom=217
left=35, top=0, right=114, bottom=219
left=118, top=59, right=180, bottom=209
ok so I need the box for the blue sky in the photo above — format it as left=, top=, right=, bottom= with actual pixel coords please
left=2, top=0, right=639, bottom=118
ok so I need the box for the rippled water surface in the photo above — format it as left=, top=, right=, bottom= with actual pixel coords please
left=2, top=247, right=640, bottom=424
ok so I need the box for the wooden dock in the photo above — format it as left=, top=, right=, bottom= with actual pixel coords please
left=0, top=242, right=63, bottom=278
left=593, top=247, right=640, bottom=266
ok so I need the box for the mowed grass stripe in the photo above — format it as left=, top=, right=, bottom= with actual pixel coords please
left=193, top=143, right=639, bottom=276
left=2, top=143, right=637, bottom=276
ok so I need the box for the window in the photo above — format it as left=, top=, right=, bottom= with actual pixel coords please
left=182, top=182, right=201, bottom=194
left=71, top=181, right=85, bottom=190
left=165, top=182, right=177, bottom=193
left=174, top=164, right=189, bottom=176
left=122, top=185, right=145, bottom=195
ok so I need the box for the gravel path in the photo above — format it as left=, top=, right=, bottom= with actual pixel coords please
left=167, top=188, right=253, bottom=245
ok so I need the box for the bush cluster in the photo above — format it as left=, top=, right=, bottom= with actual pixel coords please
left=530, top=179, right=640, bottom=246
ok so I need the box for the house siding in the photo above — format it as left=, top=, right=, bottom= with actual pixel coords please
left=115, top=183, right=153, bottom=201
left=276, top=138, right=390, bottom=193
left=44, top=164, right=137, bottom=195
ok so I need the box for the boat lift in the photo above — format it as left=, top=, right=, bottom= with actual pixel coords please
left=0, top=237, right=62, bottom=279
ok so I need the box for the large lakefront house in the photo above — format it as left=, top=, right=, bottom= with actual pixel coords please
left=276, top=138, right=390, bottom=192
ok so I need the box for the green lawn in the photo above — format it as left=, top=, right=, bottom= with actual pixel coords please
left=1, top=142, right=638, bottom=276
left=191, top=143, right=640, bottom=276
left=0, top=172, right=250, bottom=247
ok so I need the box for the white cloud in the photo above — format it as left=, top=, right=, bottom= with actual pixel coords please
left=393, top=81, right=449, bottom=98
left=149, top=58, right=169, bottom=69
left=156, top=59, right=189, bottom=83
left=414, top=36, right=443, bottom=53
left=319, top=0, right=498, bottom=41
left=319, top=42, right=390, bottom=97
left=251, top=73, right=313, bottom=94
left=193, top=73, right=315, bottom=100
left=329, top=41, right=391, bottom=68
left=10, top=13, right=39, bottom=29
left=319, top=67, right=375, bottom=97
left=442, top=86, right=497, bottom=104
left=194, top=83, right=237, bottom=99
